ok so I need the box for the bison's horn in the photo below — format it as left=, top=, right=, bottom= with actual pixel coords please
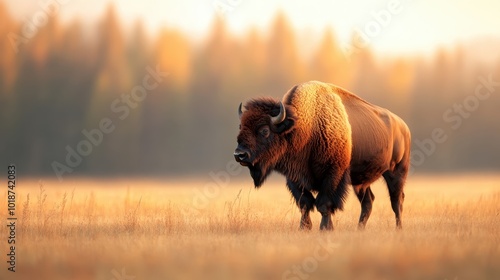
left=271, top=102, right=286, bottom=125
left=238, top=103, right=244, bottom=119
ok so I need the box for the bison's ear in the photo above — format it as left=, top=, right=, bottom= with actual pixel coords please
left=275, top=117, right=295, bottom=134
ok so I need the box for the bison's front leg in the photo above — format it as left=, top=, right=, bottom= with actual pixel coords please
left=300, top=208, right=312, bottom=230
left=315, top=193, right=334, bottom=230
left=316, top=172, right=350, bottom=231
left=286, top=180, right=315, bottom=230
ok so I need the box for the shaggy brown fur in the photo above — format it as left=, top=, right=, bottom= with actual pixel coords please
left=235, top=81, right=411, bottom=230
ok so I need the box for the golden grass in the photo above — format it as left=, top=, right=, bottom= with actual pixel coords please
left=1, top=175, right=499, bottom=280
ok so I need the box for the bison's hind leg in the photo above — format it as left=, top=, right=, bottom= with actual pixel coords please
left=353, top=184, right=375, bottom=229
left=286, top=180, right=315, bottom=230
left=383, top=166, right=407, bottom=229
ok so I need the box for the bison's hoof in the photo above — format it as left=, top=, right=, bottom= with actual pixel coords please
left=299, top=221, right=312, bottom=230
left=357, top=223, right=366, bottom=230
left=319, top=224, right=333, bottom=231
left=319, top=221, right=333, bottom=231
left=396, top=222, right=403, bottom=230
left=319, top=214, right=333, bottom=231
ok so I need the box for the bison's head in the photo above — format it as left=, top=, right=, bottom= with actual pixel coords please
left=234, top=98, right=295, bottom=187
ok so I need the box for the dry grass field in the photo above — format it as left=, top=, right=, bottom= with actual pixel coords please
left=1, top=174, right=499, bottom=280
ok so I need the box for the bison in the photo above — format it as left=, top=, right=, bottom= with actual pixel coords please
left=234, top=81, right=411, bottom=230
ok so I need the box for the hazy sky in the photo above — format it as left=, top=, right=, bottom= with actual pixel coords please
left=6, top=0, right=500, bottom=55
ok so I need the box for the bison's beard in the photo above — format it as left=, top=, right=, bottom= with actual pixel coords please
left=248, top=163, right=272, bottom=188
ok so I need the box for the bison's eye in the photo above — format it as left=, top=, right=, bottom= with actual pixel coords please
left=258, top=125, right=270, bottom=138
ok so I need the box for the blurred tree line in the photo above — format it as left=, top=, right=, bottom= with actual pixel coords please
left=0, top=3, right=499, bottom=177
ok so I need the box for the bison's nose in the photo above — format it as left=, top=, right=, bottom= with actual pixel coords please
left=234, top=149, right=250, bottom=164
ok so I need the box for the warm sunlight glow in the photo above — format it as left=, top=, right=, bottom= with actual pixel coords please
left=6, top=0, right=500, bottom=55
